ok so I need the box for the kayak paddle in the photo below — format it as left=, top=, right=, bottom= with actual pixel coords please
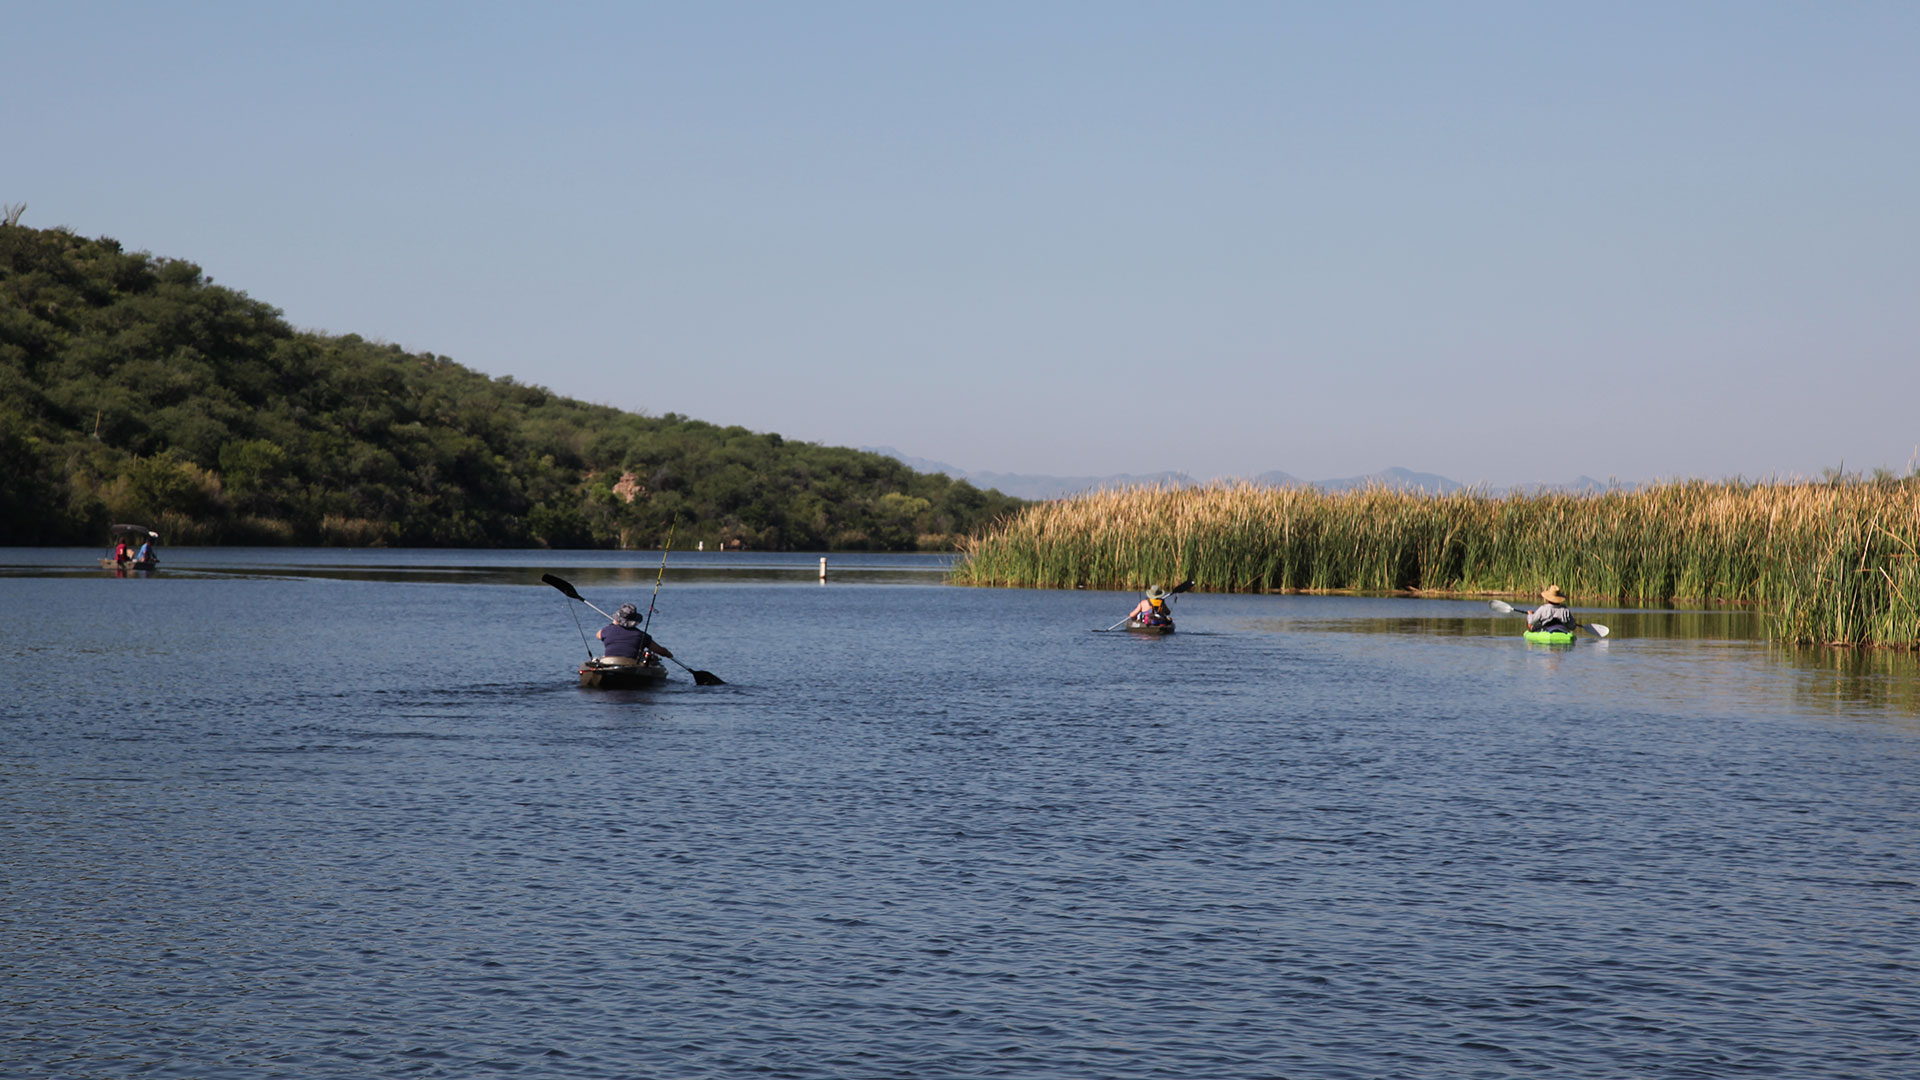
left=541, top=573, right=726, bottom=684
left=1489, top=598, right=1609, bottom=638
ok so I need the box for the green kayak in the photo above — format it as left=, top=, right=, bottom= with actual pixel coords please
left=1523, top=629, right=1577, bottom=645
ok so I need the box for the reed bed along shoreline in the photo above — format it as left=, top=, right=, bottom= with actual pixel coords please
left=952, top=480, right=1920, bottom=648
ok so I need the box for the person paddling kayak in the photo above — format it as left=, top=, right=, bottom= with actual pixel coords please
left=1126, top=585, right=1174, bottom=628
left=1527, top=586, right=1576, bottom=635
left=596, top=602, right=674, bottom=666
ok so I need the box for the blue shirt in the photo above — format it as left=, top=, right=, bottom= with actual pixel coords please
left=599, top=623, right=652, bottom=659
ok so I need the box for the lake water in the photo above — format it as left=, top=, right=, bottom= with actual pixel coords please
left=4, top=549, right=1917, bottom=1079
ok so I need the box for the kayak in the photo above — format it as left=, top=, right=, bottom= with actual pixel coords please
left=1523, top=629, right=1577, bottom=645
left=578, top=657, right=669, bottom=689
left=1126, top=618, right=1175, bottom=634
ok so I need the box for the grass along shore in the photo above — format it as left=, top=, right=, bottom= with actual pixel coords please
left=952, top=479, right=1920, bottom=647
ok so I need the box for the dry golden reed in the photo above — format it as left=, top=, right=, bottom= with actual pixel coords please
left=953, top=479, right=1920, bottom=647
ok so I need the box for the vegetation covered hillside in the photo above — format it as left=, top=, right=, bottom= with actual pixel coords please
left=0, top=224, right=1023, bottom=548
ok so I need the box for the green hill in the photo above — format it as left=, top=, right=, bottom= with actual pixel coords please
left=0, top=224, right=1023, bottom=549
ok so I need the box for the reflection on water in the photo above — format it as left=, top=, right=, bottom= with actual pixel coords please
left=0, top=546, right=957, bottom=585
left=1231, top=596, right=1918, bottom=720
left=1292, top=604, right=1767, bottom=642
left=1781, top=644, right=1920, bottom=716
left=1567, top=605, right=1766, bottom=641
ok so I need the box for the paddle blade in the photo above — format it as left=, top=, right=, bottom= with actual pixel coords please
left=1489, top=600, right=1516, bottom=614
left=691, top=669, right=725, bottom=686
left=1584, top=623, right=1611, bottom=638
left=541, top=573, right=583, bottom=601
left=1170, top=579, right=1197, bottom=595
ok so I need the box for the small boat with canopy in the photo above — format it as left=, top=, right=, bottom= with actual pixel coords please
left=99, top=524, right=160, bottom=572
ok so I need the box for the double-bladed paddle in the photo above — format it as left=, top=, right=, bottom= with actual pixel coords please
left=1489, top=599, right=1610, bottom=638
left=542, top=573, right=725, bottom=684
left=1102, top=579, right=1196, bottom=632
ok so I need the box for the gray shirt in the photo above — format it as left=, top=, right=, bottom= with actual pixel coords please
left=1528, top=602, right=1573, bottom=630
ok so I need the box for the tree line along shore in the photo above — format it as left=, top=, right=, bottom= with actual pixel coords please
left=0, top=224, right=1024, bottom=550
left=951, top=480, right=1920, bottom=648
left=11, top=222, right=1915, bottom=649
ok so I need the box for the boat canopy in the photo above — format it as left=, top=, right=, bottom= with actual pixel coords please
left=108, top=523, right=160, bottom=539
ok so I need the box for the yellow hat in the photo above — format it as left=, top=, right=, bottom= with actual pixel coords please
left=1540, top=585, right=1569, bottom=604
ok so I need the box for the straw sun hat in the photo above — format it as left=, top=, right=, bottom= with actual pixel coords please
left=1145, top=585, right=1169, bottom=600
left=1539, top=585, right=1569, bottom=604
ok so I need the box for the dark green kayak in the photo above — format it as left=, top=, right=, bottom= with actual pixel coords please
left=578, top=657, right=669, bottom=688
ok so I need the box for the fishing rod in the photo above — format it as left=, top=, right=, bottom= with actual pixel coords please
left=541, top=570, right=725, bottom=685
left=643, top=519, right=674, bottom=638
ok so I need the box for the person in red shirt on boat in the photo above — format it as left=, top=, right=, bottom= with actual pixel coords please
left=111, top=537, right=133, bottom=566
left=596, top=603, right=674, bottom=666
left=1126, top=585, right=1174, bottom=627
left=1527, top=586, right=1576, bottom=634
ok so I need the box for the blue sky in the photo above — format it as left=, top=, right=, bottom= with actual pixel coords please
left=11, top=2, right=1918, bottom=487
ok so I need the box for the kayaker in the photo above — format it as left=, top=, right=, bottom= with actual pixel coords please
left=1527, top=586, right=1575, bottom=634
left=596, top=602, right=674, bottom=666
left=1127, top=585, right=1174, bottom=627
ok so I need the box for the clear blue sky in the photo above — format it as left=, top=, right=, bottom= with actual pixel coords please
left=11, top=2, right=1918, bottom=487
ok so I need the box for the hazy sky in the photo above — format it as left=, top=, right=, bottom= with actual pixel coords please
left=11, top=2, right=1918, bottom=487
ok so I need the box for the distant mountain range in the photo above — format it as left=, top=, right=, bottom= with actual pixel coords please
left=865, top=449, right=1609, bottom=501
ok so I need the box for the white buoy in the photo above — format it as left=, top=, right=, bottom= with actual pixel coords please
left=819, top=556, right=828, bottom=581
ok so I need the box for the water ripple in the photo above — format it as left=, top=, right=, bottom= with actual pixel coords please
left=2, top=581, right=1917, bottom=1077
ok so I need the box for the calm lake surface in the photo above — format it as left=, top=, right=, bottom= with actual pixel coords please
left=4, top=549, right=1917, bottom=1079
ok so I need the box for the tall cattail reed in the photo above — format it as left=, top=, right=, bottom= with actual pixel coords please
left=953, top=479, right=1920, bottom=647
